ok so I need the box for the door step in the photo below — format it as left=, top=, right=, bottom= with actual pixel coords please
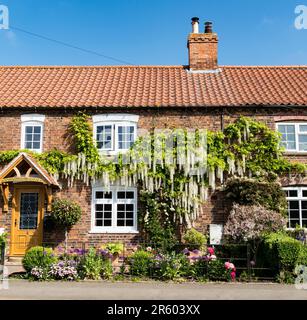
left=5, top=257, right=25, bottom=275
left=7, top=256, right=23, bottom=263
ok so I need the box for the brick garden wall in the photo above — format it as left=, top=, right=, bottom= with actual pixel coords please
left=0, top=107, right=307, bottom=248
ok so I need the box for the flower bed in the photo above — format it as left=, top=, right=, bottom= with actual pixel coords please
left=23, top=246, right=114, bottom=281
left=23, top=245, right=236, bottom=282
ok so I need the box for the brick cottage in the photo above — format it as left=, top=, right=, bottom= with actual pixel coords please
left=0, top=18, right=306, bottom=257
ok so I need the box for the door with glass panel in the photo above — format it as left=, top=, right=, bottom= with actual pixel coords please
left=11, top=188, right=44, bottom=256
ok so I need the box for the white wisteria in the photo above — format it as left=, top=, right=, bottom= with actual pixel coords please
left=61, top=128, right=246, bottom=222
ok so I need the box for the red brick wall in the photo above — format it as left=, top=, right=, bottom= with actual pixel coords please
left=0, top=107, right=306, bottom=249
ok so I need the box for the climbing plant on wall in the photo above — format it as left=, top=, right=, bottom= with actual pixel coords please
left=0, top=113, right=306, bottom=236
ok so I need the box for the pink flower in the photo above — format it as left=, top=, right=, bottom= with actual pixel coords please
left=231, top=271, right=236, bottom=281
left=225, top=262, right=231, bottom=269
left=210, top=255, right=217, bottom=260
left=229, top=263, right=235, bottom=270
left=207, top=247, right=214, bottom=255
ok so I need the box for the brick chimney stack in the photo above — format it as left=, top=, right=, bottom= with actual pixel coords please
left=187, top=18, right=218, bottom=71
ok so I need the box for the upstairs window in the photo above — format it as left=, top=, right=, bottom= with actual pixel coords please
left=284, top=187, right=307, bottom=228
left=277, top=123, right=307, bottom=152
left=21, top=114, right=45, bottom=153
left=93, top=114, right=139, bottom=154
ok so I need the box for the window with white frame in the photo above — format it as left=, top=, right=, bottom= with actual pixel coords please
left=91, top=187, right=137, bottom=232
left=93, top=114, right=139, bottom=153
left=277, top=123, right=307, bottom=152
left=284, top=187, right=307, bottom=228
left=21, top=114, right=45, bottom=153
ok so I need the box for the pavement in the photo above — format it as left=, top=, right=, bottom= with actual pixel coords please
left=1, top=280, right=307, bottom=300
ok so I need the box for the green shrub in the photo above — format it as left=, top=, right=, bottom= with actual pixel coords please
left=193, top=258, right=208, bottom=279
left=153, top=252, right=191, bottom=280
left=263, top=232, right=307, bottom=283
left=129, top=250, right=153, bottom=277
left=278, top=238, right=302, bottom=269
left=22, top=246, right=57, bottom=273
left=264, top=232, right=302, bottom=270
left=183, top=228, right=207, bottom=250
left=277, top=270, right=295, bottom=284
left=101, top=258, right=113, bottom=279
left=78, top=247, right=112, bottom=280
left=51, top=198, right=82, bottom=228
left=191, top=258, right=229, bottom=281
left=225, top=177, right=287, bottom=214
left=297, top=245, right=307, bottom=266
left=207, top=260, right=228, bottom=281
left=238, top=271, right=249, bottom=282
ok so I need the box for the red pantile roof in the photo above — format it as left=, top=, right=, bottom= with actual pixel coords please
left=0, top=65, right=306, bottom=108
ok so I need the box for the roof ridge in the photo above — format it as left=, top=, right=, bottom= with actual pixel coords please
left=0, top=65, right=306, bottom=69
left=220, top=65, right=307, bottom=68
left=0, top=65, right=189, bottom=69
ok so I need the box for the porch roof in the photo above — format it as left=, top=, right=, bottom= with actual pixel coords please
left=0, top=152, right=59, bottom=187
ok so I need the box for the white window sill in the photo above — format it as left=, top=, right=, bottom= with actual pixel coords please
left=25, top=149, right=43, bottom=154
left=286, top=228, right=307, bottom=231
left=89, top=229, right=139, bottom=234
left=98, top=150, right=130, bottom=157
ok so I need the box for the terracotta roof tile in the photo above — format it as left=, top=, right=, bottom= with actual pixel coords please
left=0, top=65, right=306, bottom=108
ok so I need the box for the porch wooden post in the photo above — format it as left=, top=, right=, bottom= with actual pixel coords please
left=45, top=186, right=53, bottom=212
left=0, top=184, right=9, bottom=212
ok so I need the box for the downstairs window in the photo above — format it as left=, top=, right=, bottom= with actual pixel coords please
left=284, top=187, right=307, bottom=228
left=91, top=187, right=137, bottom=233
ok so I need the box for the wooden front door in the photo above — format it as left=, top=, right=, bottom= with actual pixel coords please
left=10, top=187, right=44, bottom=256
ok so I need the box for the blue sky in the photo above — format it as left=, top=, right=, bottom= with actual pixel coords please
left=0, top=0, right=306, bottom=66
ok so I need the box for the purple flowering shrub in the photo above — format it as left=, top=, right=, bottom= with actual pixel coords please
left=224, top=204, right=286, bottom=242
left=57, top=247, right=88, bottom=264
left=30, top=267, right=48, bottom=281
left=49, top=260, right=78, bottom=281
left=25, top=246, right=114, bottom=281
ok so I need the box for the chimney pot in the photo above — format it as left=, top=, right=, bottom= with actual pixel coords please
left=204, top=21, right=213, bottom=33
left=191, top=17, right=200, bottom=33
